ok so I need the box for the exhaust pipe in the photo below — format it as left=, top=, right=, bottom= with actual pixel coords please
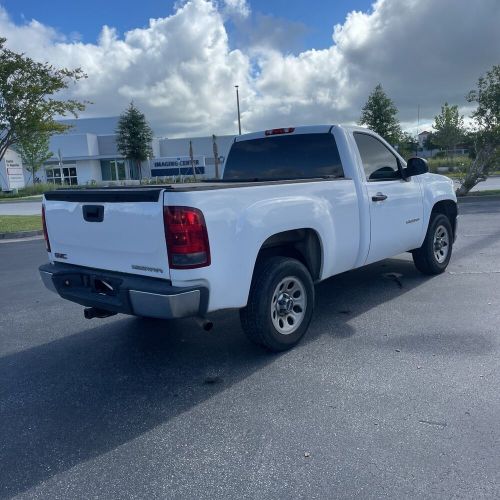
left=195, top=317, right=214, bottom=332
left=84, top=307, right=117, bottom=319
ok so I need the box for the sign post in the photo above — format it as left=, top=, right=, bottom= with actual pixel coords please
left=189, top=140, right=198, bottom=182
left=212, top=135, right=220, bottom=179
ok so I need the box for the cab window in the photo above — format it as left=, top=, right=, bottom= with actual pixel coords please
left=354, top=133, right=401, bottom=181
left=224, top=133, right=344, bottom=181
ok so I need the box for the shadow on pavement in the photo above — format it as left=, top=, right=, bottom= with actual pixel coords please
left=1, top=257, right=434, bottom=497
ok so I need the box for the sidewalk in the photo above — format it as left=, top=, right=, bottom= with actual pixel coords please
left=0, top=201, right=42, bottom=215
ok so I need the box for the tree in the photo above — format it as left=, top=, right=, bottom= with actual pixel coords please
left=116, top=103, right=153, bottom=180
left=397, top=131, right=418, bottom=158
left=17, top=131, right=53, bottom=184
left=456, top=65, right=500, bottom=196
left=424, top=132, right=439, bottom=151
left=432, top=103, right=464, bottom=156
left=0, top=37, right=86, bottom=162
left=359, top=84, right=402, bottom=145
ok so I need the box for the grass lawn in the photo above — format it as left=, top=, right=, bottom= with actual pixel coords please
left=0, top=215, right=42, bottom=233
left=0, top=195, right=43, bottom=203
left=0, top=183, right=60, bottom=200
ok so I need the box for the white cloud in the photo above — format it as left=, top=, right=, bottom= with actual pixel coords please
left=222, top=0, right=250, bottom=19
left=0, top=0, right=499, bottom=136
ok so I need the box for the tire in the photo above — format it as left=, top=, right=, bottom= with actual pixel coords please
left=240, top=257, right=315, bottom=352
left=412, top=213, right=453, bottom=275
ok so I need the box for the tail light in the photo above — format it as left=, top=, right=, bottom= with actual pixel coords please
left=163, top=206, right=210, bottom=269
left=42, top=204, right=51, bottom=252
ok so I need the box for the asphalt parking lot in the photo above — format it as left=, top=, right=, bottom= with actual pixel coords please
left=1, top=198, right=499, bottom=499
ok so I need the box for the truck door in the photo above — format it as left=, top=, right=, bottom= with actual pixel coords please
left=353, top=132, right=424, bottom=265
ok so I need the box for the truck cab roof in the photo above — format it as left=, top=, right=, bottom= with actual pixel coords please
left=233, top=124, right=372, bottom=142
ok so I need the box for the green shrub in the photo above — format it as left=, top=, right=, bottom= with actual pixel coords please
left=0, top=183, right=61, bottom=199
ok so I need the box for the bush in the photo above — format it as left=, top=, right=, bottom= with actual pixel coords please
left=141, top=176, right=199, bottom=185
left=0, top=183, right=62, bottom=199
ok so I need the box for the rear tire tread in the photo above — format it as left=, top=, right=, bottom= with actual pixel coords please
left=240, top=256, right=314, bottom=352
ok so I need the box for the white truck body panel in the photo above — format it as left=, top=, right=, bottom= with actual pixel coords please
left=41, top=125, right=457, bottom=319
left=165, top=178, right=360, bottom=310
left=44, top=198, right=170, bottom=279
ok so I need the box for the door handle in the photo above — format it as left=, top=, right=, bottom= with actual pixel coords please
left=82, top=205, right=104, bottom=222
left=372, top=193, right=387, bottom=202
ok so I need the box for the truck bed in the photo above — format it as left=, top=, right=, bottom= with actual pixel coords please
left=43, top=177, right=339, bottom=200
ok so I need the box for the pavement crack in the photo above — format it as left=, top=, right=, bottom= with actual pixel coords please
left=382, top=272, right=403, bottom=288
left=418, top=419, right=447, bottom=428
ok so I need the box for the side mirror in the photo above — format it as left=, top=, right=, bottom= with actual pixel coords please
left=404, top=157, right=428, bottom=178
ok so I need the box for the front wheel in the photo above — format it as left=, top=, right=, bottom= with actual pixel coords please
left=412, top=214, right=453, bottom=275
left=240, top=257, right=315, bottom=352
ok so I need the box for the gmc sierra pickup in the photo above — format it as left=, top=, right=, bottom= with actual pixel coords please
left=39, top=125, right=458, bottom=351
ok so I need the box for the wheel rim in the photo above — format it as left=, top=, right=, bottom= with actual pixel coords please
left=433, top=224, right=450, bottom=263
left=271, top=276, right=307, bottom=335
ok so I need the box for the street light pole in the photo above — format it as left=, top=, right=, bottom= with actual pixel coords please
left=235, top=85, right=242, bottom=135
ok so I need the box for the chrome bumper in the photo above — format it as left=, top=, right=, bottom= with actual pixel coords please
left=128, top=289, right=201, bottom=319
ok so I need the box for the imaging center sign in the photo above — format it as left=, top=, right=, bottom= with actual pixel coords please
left=151, top=156, right=206, bottom=177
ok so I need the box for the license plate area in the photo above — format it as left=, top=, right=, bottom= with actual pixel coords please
left=88, top=275, right=121, bottom=297
left=52, top=271, right=127, bottom=311
left=53, top=272, right=122, bottom=296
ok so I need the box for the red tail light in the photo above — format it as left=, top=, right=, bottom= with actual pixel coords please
left=42, top=204, right=51, bottom=252
left=164, top=206, right=211, bottom=269
left=265, top=127, right=295, bottom=136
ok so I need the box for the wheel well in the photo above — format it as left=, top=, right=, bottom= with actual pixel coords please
left=431, top=200, right=458, bottom=238
left=255, top=229, right=322, bottom=281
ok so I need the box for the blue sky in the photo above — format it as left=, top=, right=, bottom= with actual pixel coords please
left=1, top=0, right=373, bottom=51
left=1, top=0, right=498, bottom=136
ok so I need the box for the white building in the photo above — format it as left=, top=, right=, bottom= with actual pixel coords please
left=38, top=117, right=140, bottom=186
left=35, top=117, right=236, bottom=186
left=151, top=135, right=235, bottom=179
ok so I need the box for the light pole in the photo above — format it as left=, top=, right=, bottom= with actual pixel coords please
left=235, top=85, right=242, bottom=135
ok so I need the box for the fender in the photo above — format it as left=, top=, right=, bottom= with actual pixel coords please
left=418, top=173, right=457, bottom=245
left=236, top=195, right=334, bottom=303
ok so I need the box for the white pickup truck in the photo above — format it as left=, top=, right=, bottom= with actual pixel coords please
left=40, top=125, right=458, bottom=351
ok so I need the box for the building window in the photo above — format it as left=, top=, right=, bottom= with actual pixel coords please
left=129, top=161, right=141, bottom=180
left=46, top=166, right=78, bottom=185
left=100, top=160, right=127, bottom=181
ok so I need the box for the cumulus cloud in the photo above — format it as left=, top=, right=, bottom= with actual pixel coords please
left=0, top=0, right=499, bottom=136
left=222, top=0, right=250, bottom=19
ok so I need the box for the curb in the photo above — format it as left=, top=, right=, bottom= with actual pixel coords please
left=0, top=229, right=43, bottom=240
left=458, top=194, right=500, bottom=203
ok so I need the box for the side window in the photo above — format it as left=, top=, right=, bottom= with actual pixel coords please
left=354, top=133, right=401, bottom=181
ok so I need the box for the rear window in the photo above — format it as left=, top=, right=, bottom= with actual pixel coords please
left=223, top=133, right=344, bottom=181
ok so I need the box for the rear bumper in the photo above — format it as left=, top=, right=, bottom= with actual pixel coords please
left=39, top=263, right=208, bottom=319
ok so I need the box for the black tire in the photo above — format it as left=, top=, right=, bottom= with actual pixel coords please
left=412, top=213, right=453, bottom=275
left=240, top=257, right=315, bottom=352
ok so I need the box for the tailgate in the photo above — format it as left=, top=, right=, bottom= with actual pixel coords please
left=43, top=188, right=170, bottom=279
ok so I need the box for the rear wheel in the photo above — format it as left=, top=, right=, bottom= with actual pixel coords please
left=412, top=214, right=453, bottom=275
left=240, top=257, right=314, bottom=352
